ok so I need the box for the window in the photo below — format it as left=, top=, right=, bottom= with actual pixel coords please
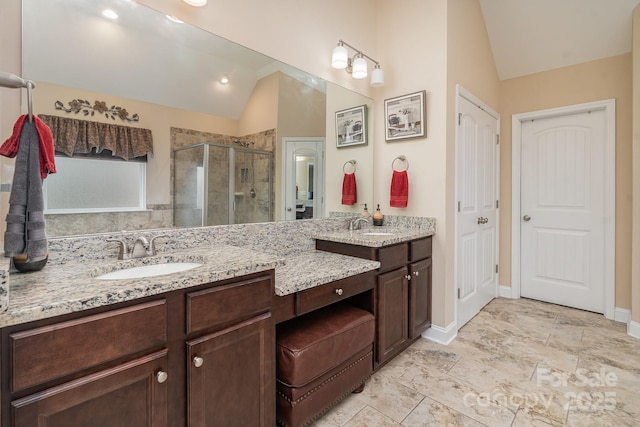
left=44, top=156, right=146, bottom=213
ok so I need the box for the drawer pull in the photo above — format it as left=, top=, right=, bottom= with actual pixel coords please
left=335, top=288, right=344, bottom=296
left=156, top=370, right=168, bottom=383
left=193, top=356, right=204, bottom=368
left=406, top=275, right=411, bottom=281
left=414, top=271, right=420, bottom=276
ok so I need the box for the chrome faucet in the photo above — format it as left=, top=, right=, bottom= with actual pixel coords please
left=107, top=235, right=168, bottom=260
left=349, top=217, right=370, bottom=231
left=130, top=236, right=150, bottom=258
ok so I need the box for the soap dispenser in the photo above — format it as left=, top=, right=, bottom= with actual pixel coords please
left=362, top=204, right=370, bottom=217
left=373, top=204, right=384, bottom=226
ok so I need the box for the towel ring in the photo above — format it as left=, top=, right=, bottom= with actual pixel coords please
left=392, top=155, right=409, bottom=171
left=343, top=160, right=356, bottom=174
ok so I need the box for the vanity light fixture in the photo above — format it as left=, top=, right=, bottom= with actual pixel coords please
left=331, top=40, right=384, bottom=87
left=101, top=9, right=118, bottom=20
left=183, top=0, right=207, bottom=6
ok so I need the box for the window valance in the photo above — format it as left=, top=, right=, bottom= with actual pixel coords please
left=39, top=114, right=153, bottom=161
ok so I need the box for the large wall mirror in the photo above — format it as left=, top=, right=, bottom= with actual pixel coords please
left=22, top=0, right=373, bottom=237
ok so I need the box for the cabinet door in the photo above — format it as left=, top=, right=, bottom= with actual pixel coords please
left=187, top=313, right=275, bottom=427
left=409, top=258, right=432, bottom=339
left=12, top=350, right=168, bottom=427
left=376, top=267, right=409, bottom=365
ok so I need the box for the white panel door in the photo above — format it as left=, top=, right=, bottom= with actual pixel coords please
left=520, top=110, right=605, bottom=313
left=456, top=96, right=498, bottom=328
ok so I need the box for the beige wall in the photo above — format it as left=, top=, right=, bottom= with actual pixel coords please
left=632, top=6, right=640, bottom=323
left=499, top=54, right=633, bottom=310
left=325, top=84, right=375, bottom=215
left=373, top=0, right=449, bottom=327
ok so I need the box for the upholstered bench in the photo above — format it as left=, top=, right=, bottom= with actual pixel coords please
left=276, top=304, right=375, bottom=427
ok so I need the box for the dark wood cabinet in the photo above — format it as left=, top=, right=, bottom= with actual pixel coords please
left=1, top=271, right=275, bottom=427
left=409, top=258, right=432, bottom=339
left=316, top=236, right=432, bottom=368
left=12, top=350, right=169, bottom=427
left=376, top=267, right=409, bottom=363
left=187, top=313, right=274, bottom=426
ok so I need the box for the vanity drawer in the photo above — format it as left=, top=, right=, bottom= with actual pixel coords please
left=296, top=271, right=374, bottom=316
left=377, top=243, right=409, bottom=273
left=10, top=299, right=167, bottom=393
left=186, top=275, right=272, bottom=334
left=409, top=237, right=432, bottom=262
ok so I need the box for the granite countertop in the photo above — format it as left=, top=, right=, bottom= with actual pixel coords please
left=0, top=245, right=381, bottom=328
left=274, top=250, right=380, bottom=296
left=312, top=226, right=434, bottom=247
left=0, top=244, right=285, bottom=328
left=0, top=221, right=433, bottom=328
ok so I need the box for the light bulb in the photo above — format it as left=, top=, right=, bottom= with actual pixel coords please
left=331, top=45, right=348, bottom=69
left=370, top=65, right=384, bottom=87
left=183, top=0, right=207, bottom=6
left=101, top=9, right=118, bottom=20
left=352, top=55, right=367, bottom=79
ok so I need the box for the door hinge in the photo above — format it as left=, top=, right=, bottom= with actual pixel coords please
left=496, top=134, right=500, bottom=145
left=457, top=201, right=461, bottom=212
left=495, top=264, right=499, bottom=273
left=457, top=288, right=461, bottom=299
left=496, top=200, right=499, bottom=209
left=458, top=113, right=462, bottom=125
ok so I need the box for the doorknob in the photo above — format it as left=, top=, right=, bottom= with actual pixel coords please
left=523, top=215, right=531, bottom=221
left=477, top=217, right=488, bottom=224
left=287, top=207, right=292, bottom=212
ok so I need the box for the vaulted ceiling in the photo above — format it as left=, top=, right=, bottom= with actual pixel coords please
left=479, top=0, right=640, bottom=80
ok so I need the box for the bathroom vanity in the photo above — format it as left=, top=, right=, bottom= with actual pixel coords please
left=0, top=216, right=434, bottom=426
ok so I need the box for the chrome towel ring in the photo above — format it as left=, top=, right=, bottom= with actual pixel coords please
left=343, top=160, right=357, bottom=174
left=392, top=155, right=409, bottom=171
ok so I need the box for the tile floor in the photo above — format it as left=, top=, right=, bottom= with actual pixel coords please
left=312, top=298, right=640, bottom=426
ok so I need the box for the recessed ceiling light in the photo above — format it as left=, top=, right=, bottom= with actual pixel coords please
left=166, top=15, right=183, bottom=24
left=101, top=9, right=118, bottom=20
left=183, top=0, right=207, bottom=6
left=220, top=76, right=229, bottom=85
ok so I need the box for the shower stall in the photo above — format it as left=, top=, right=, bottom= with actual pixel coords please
left=174, top=143, right=273, bottom=227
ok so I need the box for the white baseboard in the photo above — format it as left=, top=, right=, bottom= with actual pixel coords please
left=423, top=320, right=457, bottom=345
left=498, top=285, right=513, bottom=298
left=614, top=307, right=630, bottom=324
left=628, top=320, right=640, bottom=339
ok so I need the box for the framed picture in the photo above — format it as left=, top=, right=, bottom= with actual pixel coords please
left=335, top=105, right=367, bottom=148
left=384, top=90, right=426, bottom=141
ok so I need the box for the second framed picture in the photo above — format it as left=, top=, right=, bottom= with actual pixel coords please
left=384, top=90, right=426, bottom=141
left=335, top=105, right=367, bottom=148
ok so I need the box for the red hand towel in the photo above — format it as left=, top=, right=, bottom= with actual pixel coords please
left=0, top=114, right=56, bottom=179
left=390, top=170, right=408, bottom=207
left=341, top=172, right=357, bottom=205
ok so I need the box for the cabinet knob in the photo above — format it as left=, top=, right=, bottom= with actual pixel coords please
left=193, top=356, right=204, bottom=368
left=335, top=288, right=344, bottom=296
left=156, top=371, right=168, bottom=384
left=406, top=275, right=411, bottom=281
left=414, top=271, right=420, bottom=276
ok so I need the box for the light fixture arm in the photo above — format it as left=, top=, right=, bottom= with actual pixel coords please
left=337, top=40, right=380, bottom=69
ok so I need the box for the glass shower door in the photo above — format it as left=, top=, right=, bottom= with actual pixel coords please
left=206, top=144, right=231, bottom=226
left=174, top=145, right=205, bottom=228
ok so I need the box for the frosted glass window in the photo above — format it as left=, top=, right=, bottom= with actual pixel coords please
left=44, top=156, right=146, bottom=213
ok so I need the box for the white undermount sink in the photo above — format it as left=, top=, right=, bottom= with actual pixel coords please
left=361, top=232, right=395, bottom=236
left=95, top=262, right=203, bottom=280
